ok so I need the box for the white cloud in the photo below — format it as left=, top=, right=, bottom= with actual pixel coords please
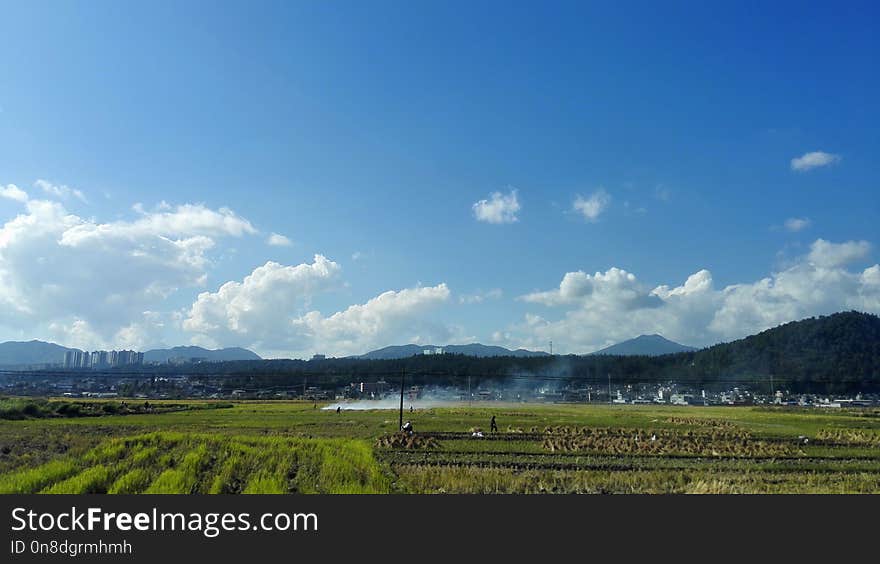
left=183, top=257, right=451, bottom=357
left=0, top=193, right=257, bottom=350
left=266, top=232, right=293, bottom=247
left=58, top=203, right=255, bottom=250
left=0, top=184, right=28, bottom=203
left=183, top=255, right=341, bottom=345
left=34, top=179, right=87, bottom=202
left=472, top=189, right=520, bottom=224
left=791, top=151, right=841, bottom=171
left=521, top=267, right=659, bottom=309
left=502, top=239, right=878, bottom=353
left=784, top=217, right=811, bottom=232
left=291, top=284, right=451, bottom=357
left=807, top=238, right=870, bottom=268
left=44, top=312, right=172, bottom=351
left=47, top=319, right=105, bottom=351
left=572, top=189, right=610, bottom=221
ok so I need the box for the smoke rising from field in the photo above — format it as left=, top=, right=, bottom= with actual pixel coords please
left=321, top=372, right=568, bottom=411
left=322, top=397, right=465, bottom=411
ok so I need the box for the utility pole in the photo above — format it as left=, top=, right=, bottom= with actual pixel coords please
left=770, top=373, right=774, bottom=403
left=550, top=340, right=553, bottom=356
left=467, top=374, right=471, bottom=406
left=398, top=368, right=405, bottom=431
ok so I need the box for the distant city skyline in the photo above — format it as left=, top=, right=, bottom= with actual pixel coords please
left=0, top=2, right=877, bottom=359
left=63, top=349, right=144, bottom=369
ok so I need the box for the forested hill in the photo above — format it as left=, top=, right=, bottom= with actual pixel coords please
left=689, top=311, right=880, bottom=390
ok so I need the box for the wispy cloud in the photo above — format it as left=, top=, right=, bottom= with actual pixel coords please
left=572, top=189, right=611, bottom=222
left=654, top=185, right=671, bottom=202
left=267, top=232, right=293, bottom=247
left=784, top=217, right=811, bottom=232
left=791, top=151, right=841, bottom=172
left=458, top=288, right=503, bottom=304
left=472, top=189, right=520, bottom=224
left=0, top=184, right=29, bottom=203
left=34, top=179, right=87, bottom=202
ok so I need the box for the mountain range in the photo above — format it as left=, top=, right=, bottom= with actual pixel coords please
left=0, top=335, right=707, bottom=366
left=143, top=346, right=262, bottom=363
left=358, top=335, right=696, bottom=359
left=0, top=342, right=261, bottom=368
left=356, top=343, right=549, bottom=360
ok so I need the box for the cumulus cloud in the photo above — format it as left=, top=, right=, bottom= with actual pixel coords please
left=522, top=268, right=660, bottom=309
left=784, top=217, right=811, bottom=232
left=807, top=238, right=870, bottom=268
left=0, top=191, right=256, bottom=349
left=183, top=258, right=451, bottom=357
left=473, top=189, right=520, bottom=224
left=503, top=239, right=878, bottom=353
left=791, top=151, right=841, bottom=171
left=34, top=179, right=87, bottom=202
left=183, top=255, right=341, bottom=345
left=266, top=232, right=293, bottom=247
left=290, top=284, right=452, bottom=357
left=0, top=184, right=29, bottom=203
left=572, top=189, right=610, bottom=221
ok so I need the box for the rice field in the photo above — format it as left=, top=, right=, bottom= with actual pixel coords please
left=0, top=399, right=878, bottom=494
left=0, top=432, right=391, bottom=494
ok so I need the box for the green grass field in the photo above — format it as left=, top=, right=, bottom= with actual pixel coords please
left=1, top=399, right=878, bottom=493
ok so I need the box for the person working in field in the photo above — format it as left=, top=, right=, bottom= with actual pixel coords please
left=490, top=415, right=498, bottom=433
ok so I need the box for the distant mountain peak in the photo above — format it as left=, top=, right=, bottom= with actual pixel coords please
left=591, top=334, right=696, bottom=356
left=0, top=340, right=72, bottom=367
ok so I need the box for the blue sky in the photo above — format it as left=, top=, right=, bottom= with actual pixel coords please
left=1, top=1, right=878, bottom=357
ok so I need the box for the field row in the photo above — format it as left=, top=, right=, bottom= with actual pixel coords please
left=392, top=465, right=880, bottom=494
left=0, top=432, right=392, bottom=494
left=375, top=422, right=880, bottom=493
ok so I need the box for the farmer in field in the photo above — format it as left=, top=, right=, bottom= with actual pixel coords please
left=490, top=415, right=498, bottom=433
